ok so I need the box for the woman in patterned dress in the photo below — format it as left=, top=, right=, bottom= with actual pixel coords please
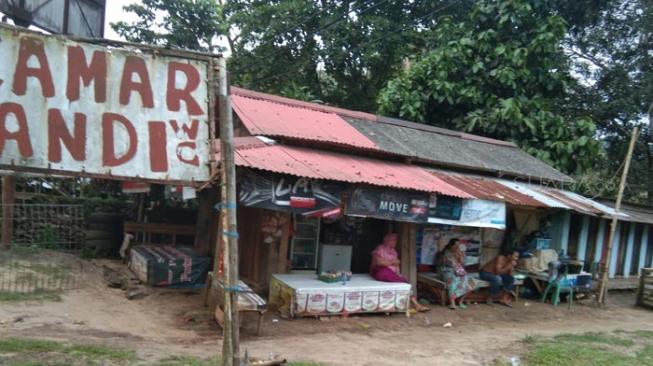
left=441, top=238, right=476, bottom=310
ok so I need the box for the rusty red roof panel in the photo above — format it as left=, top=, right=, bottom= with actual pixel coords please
left=531, top=187, right=603, bottom=216
left=232, top=87, right=378, bottom=121
left=231, top=93, right=378, bottom=150
left=221, top=140, right=473, bottom=198
left=430, top=171, right=547, bottom=207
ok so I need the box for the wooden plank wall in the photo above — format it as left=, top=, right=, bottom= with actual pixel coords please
left=237, top=207, right=290, bottom=294
left=637, top=268, right=653, bottom=309
left=399, top=222, right=417, bottom=292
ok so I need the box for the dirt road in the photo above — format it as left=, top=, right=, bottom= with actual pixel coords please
left=1, top=263, right=651, bottom=365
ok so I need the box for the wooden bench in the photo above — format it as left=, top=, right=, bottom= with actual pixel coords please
left=209, top=274, right=267, bottom=336
left=124, top=221, right=196, bottom=246
left=417, top=272, right=522, bottom=306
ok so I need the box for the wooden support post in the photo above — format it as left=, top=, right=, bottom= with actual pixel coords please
left=577, top=216, right=590, bottom=262
left=2, top=175, right=15, bottom=250
left=638, top=225, right=648, bottom=275
left=217, top=58, right=240, bottom=366
left=560, top=211, right=571, bottom=254
left=194, top=187, right=218, bottom=255
left=399, top=223, right=417, bottom=292
left=595, top=219, right=607, bottom=263
left=624, top=222, right=636, bottom=278
left=599, top=127, right=639, bottom=304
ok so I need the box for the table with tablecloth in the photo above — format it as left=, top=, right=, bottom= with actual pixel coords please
left=269, top=274, right=411, bottom=318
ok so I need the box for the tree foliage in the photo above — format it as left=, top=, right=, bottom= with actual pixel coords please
left=110, top=0, right=653, bottom=201
left=111, top=0, right=227, bottom=53
left=378, top=0, right=600, bottom=174
left=565, top=0, right=653, bottom=202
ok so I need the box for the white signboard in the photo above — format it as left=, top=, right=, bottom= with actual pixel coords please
left=428, top=199, right=506, bottom=229
left=0, top=25, right=212, bottom=183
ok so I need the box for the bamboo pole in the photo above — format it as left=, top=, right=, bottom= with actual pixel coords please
left=598, top=126, right=639, bottom=304
left=217, top=58, right=240, bottom=366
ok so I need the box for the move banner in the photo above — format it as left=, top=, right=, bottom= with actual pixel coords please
left=0, top=25, right=213, bottom=183
left=345, top=186, right=429, bottom=223
left=238, top=169, right=343, bottom=215
left=346, top=185, right=505, bottom=228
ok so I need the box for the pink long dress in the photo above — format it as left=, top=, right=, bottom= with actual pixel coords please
left=370, top=243, right=408, bottom=283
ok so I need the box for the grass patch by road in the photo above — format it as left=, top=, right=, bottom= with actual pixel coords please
left=493, top=330, right=653, bottom=366
left=0, top=337, right=137, bottom=365
left=0, top=289, right=61, bottom=302
left=0, top=337, right=329, bottom=366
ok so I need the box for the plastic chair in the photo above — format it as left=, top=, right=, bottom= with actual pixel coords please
left=541, top=271, right=574, bottom=309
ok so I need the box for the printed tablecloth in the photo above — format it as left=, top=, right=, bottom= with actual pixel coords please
left=269, top=274, right=410, bottom=317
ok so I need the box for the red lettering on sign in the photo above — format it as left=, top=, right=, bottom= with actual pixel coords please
left=176, top=141, right=199, bottom=166
left=148, top=121, right=168, bottom=172
left=12, top=37, right=55, bottom=97
left=166, top=62, right=203, bottom=115
left=67, top=46, right=107, bottom=103
left=119, top=56, right=153, bottom=108
left=47, top=109, right=86, bottom=162
left=102, top=113, right=137, bottom=167
left=0, top=103, right=33, bottom=158
left=169, top=119, right=199, bottom=139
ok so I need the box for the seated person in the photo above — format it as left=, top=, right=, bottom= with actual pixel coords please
left=441, top=238, right=477, bottom=310
left=370, top=233, right=428, bottom=311
left=480, top=248, right=519, bottom=306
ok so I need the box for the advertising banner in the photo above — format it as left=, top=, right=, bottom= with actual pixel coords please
left=345, top=185, right=429, bottom=223
left=427, top=199, right=506, bottom=229
left=238, top=169, right=343, bottom=215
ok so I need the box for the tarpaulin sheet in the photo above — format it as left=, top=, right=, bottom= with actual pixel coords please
left=130, top=245, right=210, bottom=286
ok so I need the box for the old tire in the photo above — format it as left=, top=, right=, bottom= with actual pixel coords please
left=84, top=230, right=118, bottom=241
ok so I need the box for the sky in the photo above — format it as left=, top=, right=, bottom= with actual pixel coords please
left=104, top=0, right=140, bottom=40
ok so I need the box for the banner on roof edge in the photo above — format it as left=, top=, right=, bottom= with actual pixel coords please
left=345, top=186, right=430, bottom=223
left=427, top=199, right=506, bottom=229
left=238, top=170, right=343, bottom=215
left=345, top=186, right=505, bottom=228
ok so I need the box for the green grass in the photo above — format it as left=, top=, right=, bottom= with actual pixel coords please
left=0, top=337, right=330, bottom=366
left=494, top=330, right=653, bottom=366
left=553, top=332, right=635, bottom=347
left=0, top=337, right=137, bottom=364
left=0, top=289, right=62, bottom=302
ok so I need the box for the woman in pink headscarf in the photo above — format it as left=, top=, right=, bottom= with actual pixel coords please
left=370, top=233, right=428, bottom=311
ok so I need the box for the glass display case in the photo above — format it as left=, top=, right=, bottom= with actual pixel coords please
left=290, top=215, right=320, bottom=270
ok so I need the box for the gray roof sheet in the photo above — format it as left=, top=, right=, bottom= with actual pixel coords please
left=346, top=117, right=573, bottom=184
left=598, top=200, right=653, bottom=225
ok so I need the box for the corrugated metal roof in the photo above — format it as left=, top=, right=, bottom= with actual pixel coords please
left=232, top=87, right=378, bottom=121
left=231, top=92, right=378, bottom=150
left=347, top=118, right=573, bottom=184
left=229, top=87, right=572, bottom=184
left=531, top=187, right=604, bottom=216
left=598, top=200, right=653, bottom=224
left=495, top=180, right=571, bottom=209
left=430, top=171, right=546, bottom=207
left=217, top=139, right=473, bottom=198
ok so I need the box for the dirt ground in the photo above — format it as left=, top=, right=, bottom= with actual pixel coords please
left=1, top=259, right=653, bottom=366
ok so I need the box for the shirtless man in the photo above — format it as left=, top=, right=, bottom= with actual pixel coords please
left=480, top=249, right=519, bottom=306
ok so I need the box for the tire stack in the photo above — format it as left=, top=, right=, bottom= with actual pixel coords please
left=83, top=213, right=123, bottom=258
